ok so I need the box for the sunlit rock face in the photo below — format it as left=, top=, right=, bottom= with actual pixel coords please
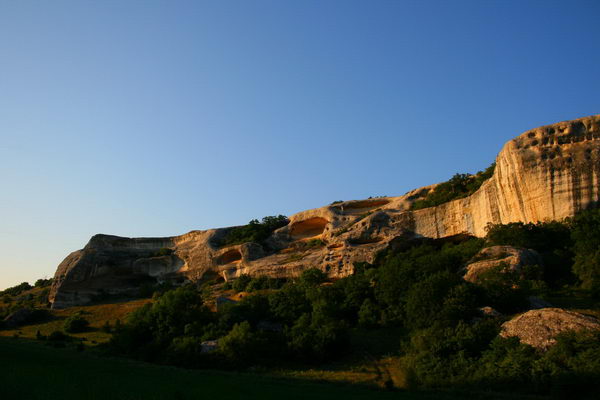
left=49, top=115, right=600, bottom=308
left=500, top=308, right=600, bottom=349
left=413, top=115, right=600, bottom=238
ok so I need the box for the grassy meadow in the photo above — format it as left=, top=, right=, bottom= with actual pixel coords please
left=0, top=337, right=531, bottom=400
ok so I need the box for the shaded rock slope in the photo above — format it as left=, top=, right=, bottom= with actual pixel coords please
left=463, top=245, right=543, bottom=283
left=50, top=115, right=600, bottom=308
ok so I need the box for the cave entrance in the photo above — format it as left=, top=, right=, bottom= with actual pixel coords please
left=290, top=217, right=329, bottom=240
left=217, top=249, right=242, bottom=265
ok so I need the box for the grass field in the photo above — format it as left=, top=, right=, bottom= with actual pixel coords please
left=0, top=338, right=540, bottom=400
left=0, top=298, right=151, bottom=343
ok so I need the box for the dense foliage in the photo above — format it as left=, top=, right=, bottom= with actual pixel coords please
left=224, top=274, right=287, bottom=293
left=215, top=215, right=289, bottom=247
left=0, top=279, right=53, bottom=324
left=571, top=210, right=600, bottom=297
left=63, top=313, right=90, bottom=333
left=104, top=209, right=600, bottom=396
left=410, top=163, right=495, bottom=210
left=0, top=282, right=33, bottom=297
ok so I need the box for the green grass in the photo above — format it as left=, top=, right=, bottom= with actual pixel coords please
left=0, top=298, right=151, bottom=344
left=0, top=338, right=535, bottom=400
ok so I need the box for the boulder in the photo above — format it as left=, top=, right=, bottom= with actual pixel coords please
left=200, top=340, right=219, bottom=353
left=500, top=308, right=600, bottom=349
left=478, top=306, right=502, bottom=318
left=463, top=246, right=542, bottom=283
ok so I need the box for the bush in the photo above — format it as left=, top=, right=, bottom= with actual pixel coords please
left=231, top=274, right=252, bottom=292
left=357, top=299, right=379, bottom=328
left=374, top=238, right=484, bottom=327
left=109, top=286, right=213, bottom=360
left=216, top=215, right=288, bottom=247
left=47, top=330, right=70, bottom=341
left=245, top=276, right=286, bottom=292
left=571, top=209, right=600, bottom=295
left=64, top=314, right=89, bottom=333
left=34, top=278, right=53, bottom=288
left=0, top=282, right=32, bottom=297
left=286, top=313, right=348, bottom=363
left=485, top=220, right=574, bottom=288
left=298, top=268, right=327, bottom=287
left=410, top=163, right=495, bottom=210
left=268, top=284, right=311, bottom=324
left=218, top=321, right=264, bottom=365
left=475, top=265, right=529, bottom=313
left=404, top=271, right=475, bottom=330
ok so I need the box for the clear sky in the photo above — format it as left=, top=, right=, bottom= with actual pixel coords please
left=1, top=0, right=599, bottom=289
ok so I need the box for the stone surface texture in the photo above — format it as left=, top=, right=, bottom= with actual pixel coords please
left=463, top=245, right=543, bottom=283
left=500, top=308, right=600, bottom=349
left=49, top=115, right=600, bottom=308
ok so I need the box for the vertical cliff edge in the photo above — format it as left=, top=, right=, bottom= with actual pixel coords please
left=49, top=115, right=600, bottom=308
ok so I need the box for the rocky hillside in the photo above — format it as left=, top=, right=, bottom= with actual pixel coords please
left=50, top=115, right=600, bottom=308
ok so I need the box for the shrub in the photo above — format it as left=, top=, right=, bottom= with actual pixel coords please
left=109, top=286, right=213, bottom=360
left=47, top=330, right=70, bottom=341
left=475, top=265, right=529, bottom=313
left=268, top=284, right=311, bottom=324
left=0, top=282, right=32, bottom=297
left=231, top=274, right=252, bottom=292
left=357, top=299, right=379, bottom=328
left=64, top=314, right=89, bottom=333
left=216, top=215, right=288, bottom=247
left=34, top=278, right=53, bottom=288
left=404, top=271, right=464, bottom=330
left=245, top=276, right=286, bottom=292
left=485, top=220, right=574, bottom=288
left=410, top=163, right=495, bottom=210
left=298, top=268, right=327, bottom=287
left=571, top=209, right=600, bottom=295
left=218, top=321, right=266, bottom=366
left=286, top=313, right=348, bottom=363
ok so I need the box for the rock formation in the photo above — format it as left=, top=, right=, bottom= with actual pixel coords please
left=49, top=115, right=600, bottom=308
left=500, top=308, right=600, bottom=349
left=463, top=246, right=543, bottom=283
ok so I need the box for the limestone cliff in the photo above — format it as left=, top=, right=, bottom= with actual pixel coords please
left=49, top=115, right=600, bottom=308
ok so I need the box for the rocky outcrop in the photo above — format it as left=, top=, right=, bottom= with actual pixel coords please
left=463, top=246, right=543, bottom=283
left=500, top=308, right=600, bottom=349
left=49, top=115, right=600, bottom=308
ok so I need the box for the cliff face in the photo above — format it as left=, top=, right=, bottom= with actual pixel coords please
left=49, top=115, right=600, bottom=308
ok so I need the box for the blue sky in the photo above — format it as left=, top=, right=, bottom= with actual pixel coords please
left=1, top=0, right=599, bottom=289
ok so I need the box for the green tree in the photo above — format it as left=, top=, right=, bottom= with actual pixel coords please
left=571, top=209, right=600, bottom=295
left=218, top=321, right=264, bottom=365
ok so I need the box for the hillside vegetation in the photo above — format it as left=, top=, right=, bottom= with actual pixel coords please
left=4, top=209, right=600, bottom=397
left=100, top=210, right=600, bottom=396
left=410, top=163, right=495, bottom=210
left=1, top=338, right=485, bottom=400
left=214, top=215, right=289, bottom=247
